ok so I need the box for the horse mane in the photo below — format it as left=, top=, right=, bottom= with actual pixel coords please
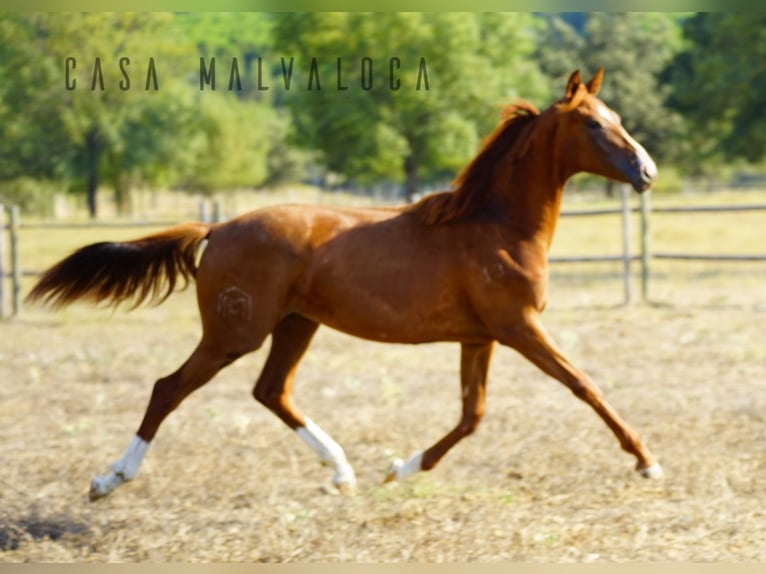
left=408, top=100, right=540, bottom=225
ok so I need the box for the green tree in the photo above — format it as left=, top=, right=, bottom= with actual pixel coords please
left=178, top=92, right=274, bottom=194
left=171, top=13, right=307, bottom=186
left=273, top=13, right=549, bottom=201
left=0, top=15, right=72, bottom=184
left=171, top=13, right=273, bottom=102
left=54, top=13, right=197, bottom=217
left=1, top=13, right=197, bottom=217
left=101, top=84, right=202, bottom=212
left=0, top=14, right=288, bottom=217
left=668, top=13, right=766, bottom=169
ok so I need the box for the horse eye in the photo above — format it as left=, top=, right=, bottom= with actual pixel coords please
left=586, top=118, right=602, bottom=130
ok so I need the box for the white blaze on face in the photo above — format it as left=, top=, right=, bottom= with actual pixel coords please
left=623, top=130, right=653, bottom=167
left=597, top=103, right=614, bottom=124
left=597, top=102, right=657, bottom=178
left=618, top=122, right=656, bottom=179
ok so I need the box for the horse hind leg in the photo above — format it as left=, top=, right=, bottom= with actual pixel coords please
left=89, top=337, right=256, bottom=501
left=89, top=234, right=299, bottom=500
left=385, top=341, right=495, bottom=483
left=253, top=313, right=357, bottom=494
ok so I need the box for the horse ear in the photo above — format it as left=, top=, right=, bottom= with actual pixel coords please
left=586, top=67, right=604, bottom=95
left=565, top=70, right=582, bottom=100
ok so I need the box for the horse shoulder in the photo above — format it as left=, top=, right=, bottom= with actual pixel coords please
left=461, top=235, right=550, bottom=323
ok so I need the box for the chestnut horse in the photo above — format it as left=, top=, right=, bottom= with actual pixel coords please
left=28, top=69, right=663, bottom=501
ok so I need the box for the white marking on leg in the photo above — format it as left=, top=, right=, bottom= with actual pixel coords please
left=90, top=435, right=150, bottom=500
left=386, top=451, right=424, bottom=482
left=296, top=418, right=356, bottom=490
left=109, top=435, right=150, bottom=479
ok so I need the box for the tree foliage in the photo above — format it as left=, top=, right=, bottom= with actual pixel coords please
left=1, top=12, right=765, bottom=217
left=668, top=13, right=766, bottom=168
left=0, top=15, right=72, bottom=182
left=272, top=12, right=550, bottom=200
left=0, top=13, right=283, bottom=217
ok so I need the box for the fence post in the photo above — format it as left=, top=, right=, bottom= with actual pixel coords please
left=198, top=198, right=210, bottom=223
left=9, top=205, right=21, bottom=317
left=620, top=185, right=633, bottom=304
left=640, top=190, right=651, bottom=301
left=0, top=204, right=5, bottom=320
left=212, top=198, right=222, bottom=223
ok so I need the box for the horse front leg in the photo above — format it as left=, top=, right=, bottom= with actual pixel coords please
left=498, top=310, right=663, bottom=479
left=385, top=341, right=495, bottom=482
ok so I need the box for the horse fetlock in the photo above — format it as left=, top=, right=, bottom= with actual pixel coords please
left=108, top=461, right=139, bottom=480
left=383, top=451, right=424, bottom=483
left=88, top=435, right=150, bottom=501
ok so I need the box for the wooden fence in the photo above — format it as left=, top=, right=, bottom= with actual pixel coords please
left=2, top=192, right=766, bottom=319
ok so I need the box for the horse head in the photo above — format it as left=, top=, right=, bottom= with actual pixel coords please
left=552, top=68, right=657, bottom=192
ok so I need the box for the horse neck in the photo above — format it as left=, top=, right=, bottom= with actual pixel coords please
left=493, top=132, right=570, bottom=251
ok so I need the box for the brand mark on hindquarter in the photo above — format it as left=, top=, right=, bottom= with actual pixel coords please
left=216, top=286, right=252, bottom=322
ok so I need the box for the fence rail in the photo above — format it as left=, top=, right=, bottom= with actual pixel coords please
left=2, top=192, right=766, bottom=319
left=653, top=253, right=766, bottom=261
left=17, top=221, right=181, bottom=230
left=652, top=204, right=766, bottom=213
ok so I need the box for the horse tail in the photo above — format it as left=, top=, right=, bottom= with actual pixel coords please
left=26, top=222, right=212, bottom=310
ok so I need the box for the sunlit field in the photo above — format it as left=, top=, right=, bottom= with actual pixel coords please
left=1, top=187, right=765, bottom=561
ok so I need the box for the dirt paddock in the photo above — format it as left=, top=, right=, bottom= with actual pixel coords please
left=1, top=268, right=765, bottom=562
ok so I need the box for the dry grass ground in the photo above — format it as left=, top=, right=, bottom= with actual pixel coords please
left=1, top=190, right=765, bottom=562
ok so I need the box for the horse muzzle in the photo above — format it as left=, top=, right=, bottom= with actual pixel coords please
left=628, top=142, right=657, bottom=193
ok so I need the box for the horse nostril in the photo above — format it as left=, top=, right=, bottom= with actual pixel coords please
left=641, top=163, right=657, bottom=183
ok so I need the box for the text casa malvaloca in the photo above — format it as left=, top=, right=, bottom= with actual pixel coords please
left=64, top=56, right=431, bottom=91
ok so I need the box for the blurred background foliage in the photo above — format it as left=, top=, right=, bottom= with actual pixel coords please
left=1, top=12, right=766, bottom=217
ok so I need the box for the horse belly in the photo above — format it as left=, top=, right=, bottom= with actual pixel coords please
left=293, top=265, right=486, bottom=344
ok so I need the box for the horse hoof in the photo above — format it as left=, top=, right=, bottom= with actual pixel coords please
left=332, top=463, right=357, bottom=495
left=89, top=473, right=124, bottom=501
left=334, top=481, right=357, bottom=496
left=383, top=458, right=404, bottom=483
left=638, top=462, right=664, bottom=480
left=89, top=478, right=110, bottom=501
